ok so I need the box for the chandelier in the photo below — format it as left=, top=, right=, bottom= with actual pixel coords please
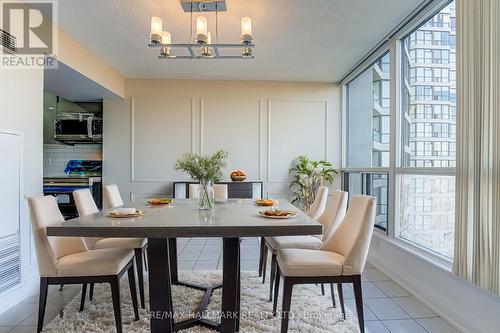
left=148, top=0, right=254, bottom=59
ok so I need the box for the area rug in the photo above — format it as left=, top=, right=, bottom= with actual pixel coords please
left=44, top=271, right=360, bottom=332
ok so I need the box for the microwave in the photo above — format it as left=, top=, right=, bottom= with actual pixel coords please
left=54, top=113, right=103, bottom=143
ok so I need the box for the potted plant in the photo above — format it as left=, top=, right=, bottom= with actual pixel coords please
left=288, top=156, right=338, bottom=211
left=175, top=150, right=228, bottom=209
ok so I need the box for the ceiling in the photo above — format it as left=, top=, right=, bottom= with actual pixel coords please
left=56, top=0, right=424, bottom=82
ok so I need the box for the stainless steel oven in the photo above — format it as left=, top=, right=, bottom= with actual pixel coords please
left=54, top=112, right=102, bottom=143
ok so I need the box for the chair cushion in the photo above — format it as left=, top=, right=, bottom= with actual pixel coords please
left=265, top=236, right=322, bottom=252
left=94, top=237, right=147, bottom=250
left=277, top=249, right=345, bottom=277
left=56, top=248, right=134, bottom=277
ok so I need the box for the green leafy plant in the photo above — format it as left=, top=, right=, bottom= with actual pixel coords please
left=288, top=156, right=338, bottom=211
left=175, top=150, right=228, bottom=209
left=175, top=150, right=228, bottom=183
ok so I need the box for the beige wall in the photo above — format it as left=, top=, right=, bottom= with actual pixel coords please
left=104, top=79, right=341, bottom=202
left=0, top=69, right=44, bottom=311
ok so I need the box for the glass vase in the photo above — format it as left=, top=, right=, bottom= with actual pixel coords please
left=197, top=180, right=214, bottom=210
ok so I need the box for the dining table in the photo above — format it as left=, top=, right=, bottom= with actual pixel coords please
left=46, top=198, right=323, bottom=333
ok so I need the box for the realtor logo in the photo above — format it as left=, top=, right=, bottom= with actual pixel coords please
left=1, top=0, right=58, bottom=68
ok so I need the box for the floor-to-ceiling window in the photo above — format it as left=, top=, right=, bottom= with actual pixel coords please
left=345, top=52, right=391, bottom=231
left=343, top=0, right=456, bottom=261
left=346, top=52, right=391, bottom=169
left=397, top=1, right=456, bottom=259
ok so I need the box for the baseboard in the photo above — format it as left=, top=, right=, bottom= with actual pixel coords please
left=0, top=270, right=39, bottom=315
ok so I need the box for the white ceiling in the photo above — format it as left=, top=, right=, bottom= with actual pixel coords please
left=56, top=0, right=424, bottom=82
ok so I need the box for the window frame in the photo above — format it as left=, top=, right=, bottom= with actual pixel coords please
left=341, top=0, right=456, bottom=267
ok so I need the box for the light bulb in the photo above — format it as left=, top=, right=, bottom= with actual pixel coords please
left=241, top=17, right=252, bottom=36
left=161, top=31, right=172, bottom=57
left=202, top=32, right=213, bottom=57
left=150, top=16, right=163, bottom=44
left=162, top=31, right=171, bottom=44
left=196, top=16, right=208, bottom=43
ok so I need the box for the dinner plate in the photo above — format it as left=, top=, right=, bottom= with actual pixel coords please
left=258, top=211, right=298, bottom=219
left=255, top=199, right=278, bottom=207
left=107, top=210, right=144, bottom=218
left=147, top=198, right=172, bottom=205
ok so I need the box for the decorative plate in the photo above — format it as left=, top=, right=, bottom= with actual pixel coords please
left=255, top=199, right=278, bottom=206
left=147, top=198, right=172, bottom=205
left=107, top=210, right=144, bottom=218
left=258, top=210, right=298, bottom=219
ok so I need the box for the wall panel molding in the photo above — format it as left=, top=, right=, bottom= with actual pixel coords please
left=200, top=98, right=263, bottom=180
left=267, top=99, right=329, bottom=183
left=130, top=97, right=194, bottom=182
left=103, top=81, right=341, bottom=205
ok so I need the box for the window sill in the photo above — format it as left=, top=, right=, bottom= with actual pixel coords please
left=372, top=232, right=453, bottom=273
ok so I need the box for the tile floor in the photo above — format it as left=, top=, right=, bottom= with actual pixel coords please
left=0, top=237, right=461, bottom=333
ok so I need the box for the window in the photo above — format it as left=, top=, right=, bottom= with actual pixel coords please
left=346, top=52, right=391, bottom=168
left=398, top=175, right=455, bottom=258
left=402, top=1, right=456, bottom=168
left=342, top=1, right=456, bottom=261
left=399, top=1, right=456, bottom=257
left=343, top=172, right=389, bottom=231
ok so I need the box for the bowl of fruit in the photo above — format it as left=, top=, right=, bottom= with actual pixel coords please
left=230, top=170, right=246, bottom=181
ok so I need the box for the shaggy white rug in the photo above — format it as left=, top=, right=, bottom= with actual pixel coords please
left=44, top=271, right=360, bottom=332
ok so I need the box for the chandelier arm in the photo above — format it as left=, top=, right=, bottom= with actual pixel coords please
left=190, top=3, right=193, bottom=43
left=215, top=2, right=219, bottom=43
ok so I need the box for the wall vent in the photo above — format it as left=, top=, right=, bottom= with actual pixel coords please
left=0, top=233, right=21, bottom=295
left=0, top=29, right=16, bottom=54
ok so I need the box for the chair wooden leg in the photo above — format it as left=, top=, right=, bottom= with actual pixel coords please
left=258, top=237, right=265, bottom=277
left=269, top=253, right=277, bottom=301
left=337, top=284, right=346, bottom=319
left=135, top=248, right=145, bottom=309
left=127, top=265, right=140, bottom=321
left=37, top=277, right=48, bottom=333
left=261, top=244, right=268, bottom=284
left=330, top=283, right=336, bottom=308
left=110, top=277, right=123, bottom=333
left=89, top=283, right=94, bottom=300
left=79, top=283, right=87, bottom=312
left=321, top=283, right=325, bottom=296
left=272, top=268, right=281, bottom=316
left=353, top=275, right=365, bottom=333
left=281, top=278, right=293, bottom=333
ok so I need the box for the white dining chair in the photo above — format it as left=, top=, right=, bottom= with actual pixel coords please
left=73, top=188, right=103, bottom=249
left=81, top=185, right=148, bottom=309
left=28, top=195, right=139, bottom=333
left=188, top=183, right=200, bottom=199
left=273, top=195, right=376, bottom=333
left=214, top=184, right=228, bottom=202
left=262, top=191, right=348, bottom=303
left=259, top=186, right=329, bottom=279
left=103, top=184, right=124, bottom=209
left=306, top=186, right=329, bottom=220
